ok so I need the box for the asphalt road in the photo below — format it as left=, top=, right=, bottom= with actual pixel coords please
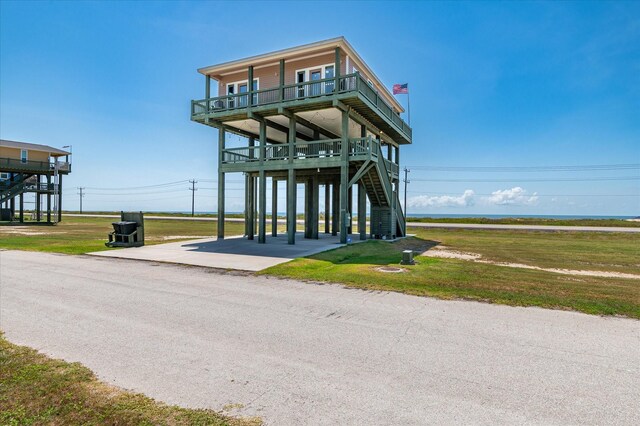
left=1, top=250, right=638, bottom=425
left=63, top=213, right=640, bottom=233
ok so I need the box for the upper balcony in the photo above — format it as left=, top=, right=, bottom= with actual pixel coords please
left=191, top=72, right=412, bottom=145
left=0, top=157, right=71, bottom=174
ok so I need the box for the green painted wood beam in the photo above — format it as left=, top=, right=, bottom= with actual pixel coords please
left=217, top=128, right=225, bottom=238
left=312, top=175, right=319, bottom=239
left=339, top=108, right=349, bottom=244
left=272, top=178, right=278, bottom=237
left=287, top=168, right=296, bottom=244
left=348, top=160, right=373, bottom=188
left=258, top=170, right=266, bottom=243
left=324, top=183, right=330, bottom=234
left=358, top=181, right=367, bottom=240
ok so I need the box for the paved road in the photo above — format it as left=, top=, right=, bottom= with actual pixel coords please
left=64, top=213, right=640, bottom=233
left=1, top=250, right=638, bottom=425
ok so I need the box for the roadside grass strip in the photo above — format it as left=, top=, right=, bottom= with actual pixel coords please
left=0, top=333, right=260, bottom=426
left=0, top=217, right=245, bottom=255
left=261, top=230, right=640, bottom=319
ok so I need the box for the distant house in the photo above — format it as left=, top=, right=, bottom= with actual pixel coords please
left=0, top=139, right=71, bottom=223
left=191, top=36, right=411, bottom=244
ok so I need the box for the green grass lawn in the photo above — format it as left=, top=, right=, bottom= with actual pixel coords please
left=262, top=228, right=640, bottom=318
left=0, top=333, right=259, bottom=426
left=0, top=216, right=246, bottom=255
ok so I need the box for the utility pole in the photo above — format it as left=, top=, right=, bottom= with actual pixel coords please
left=77, top=187, right=85, bottom=213
left=189, top=179, right=198, bottom=217
left=403, top=167, right=410, bottom=218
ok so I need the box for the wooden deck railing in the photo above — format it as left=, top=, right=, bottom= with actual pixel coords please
left=192, top=73, right=411, bottom=140
left=0, top=157, right=71, bottom=173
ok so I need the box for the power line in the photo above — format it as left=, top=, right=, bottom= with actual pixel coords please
left=77, top=187, right=85, bottom=213
left=406, top=191, right=638, bottom=197
left=411, top=176, right=640, bottom=183
left=85, top=180, right=190, bottom=190
left=406, top=163, right=640, bottom=172
left=189, top=179, right=197, bottom=217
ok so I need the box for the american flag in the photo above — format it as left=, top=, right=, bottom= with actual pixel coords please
left=393, top=83, right=408, bottom=94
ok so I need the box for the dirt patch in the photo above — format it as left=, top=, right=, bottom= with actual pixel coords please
left=392, top=238, right=439, bottom=253
left=158, top=235, right=211, bottom=241
left=0, top=227, right=65, bottom=236
left=422, top=246, right=640, bottom=280
left=375, top=266, right=407, bottom=273
left=424, top=246, right=481, bottom=261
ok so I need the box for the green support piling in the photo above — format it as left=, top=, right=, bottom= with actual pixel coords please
left=217, top=128, right=225, bottom=239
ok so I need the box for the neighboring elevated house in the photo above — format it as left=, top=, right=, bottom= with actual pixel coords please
left=0, top=140, right=71, bottom=223
left=191, top=36, right=411, bottom=244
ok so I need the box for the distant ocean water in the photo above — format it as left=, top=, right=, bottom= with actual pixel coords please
left=164, top=211, right=637, bottom=220
left=405, top=214, right=637, bottom=220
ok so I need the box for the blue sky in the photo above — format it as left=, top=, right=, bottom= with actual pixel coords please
left=1, top=0, right=638, bottom=216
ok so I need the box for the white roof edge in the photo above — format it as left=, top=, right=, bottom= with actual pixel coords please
left=0, top=139, right=70, bottom=156
left=197, top=37, right=405, bottom=113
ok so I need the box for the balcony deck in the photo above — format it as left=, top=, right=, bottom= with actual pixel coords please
left=0, top=157, right=71, bottom=174
left=191, top=73, right=412, bottom=145
left=219, top=136, right=399, bottom=179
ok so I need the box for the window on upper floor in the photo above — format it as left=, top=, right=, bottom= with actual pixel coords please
left=21, top=149, right=28, bottom=163
left=227, top=79, right=259, bottom=107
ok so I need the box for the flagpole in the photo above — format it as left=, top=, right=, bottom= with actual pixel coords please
left=407, top=87, right=411, bottom=126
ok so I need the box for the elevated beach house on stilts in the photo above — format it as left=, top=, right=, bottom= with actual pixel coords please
left=0, top=140, right=71, bottom=223
left=191, top=37, right=411, bottom=244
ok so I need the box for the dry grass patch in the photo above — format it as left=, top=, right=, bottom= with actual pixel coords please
left=0, top=333, right=260, bottom=425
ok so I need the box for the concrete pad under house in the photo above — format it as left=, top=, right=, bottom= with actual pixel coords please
left=88, top=232, right=361, bottom=271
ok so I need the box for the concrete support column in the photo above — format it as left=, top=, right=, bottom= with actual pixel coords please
left=358, top=182, right=367, bottom=240
left=324, top=184, right=330, bottom=233
left=272, top=178, right=278, bottom=237
left=217, top=128, right=225, bottom=239
left=258, top=121, right=267, bottom=243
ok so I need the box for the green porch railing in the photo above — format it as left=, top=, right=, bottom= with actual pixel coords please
left=192, top=73, right=412, bottom=140
left=0, top=157, right=71, bottom=173
left=220, top=136, right=396, bottom=166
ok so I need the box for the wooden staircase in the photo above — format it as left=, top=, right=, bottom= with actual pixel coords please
left=351, top=142, right=405, bottom=238
left=0, top=174, right=35, bottom=204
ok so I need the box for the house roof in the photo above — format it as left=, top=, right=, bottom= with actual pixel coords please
left=0, top=139, right=70, bottom=157
left=198, top=36, right=405, bottom=113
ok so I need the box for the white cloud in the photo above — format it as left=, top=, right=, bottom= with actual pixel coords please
left=409, top=190, right=475, bottom=208
left=482, top=187, right=539, bottom=206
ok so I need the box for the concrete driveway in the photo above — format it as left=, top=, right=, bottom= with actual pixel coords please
left=89, top=233, right=358, bottom=271
left=1, top=250, right=638, bottom=425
